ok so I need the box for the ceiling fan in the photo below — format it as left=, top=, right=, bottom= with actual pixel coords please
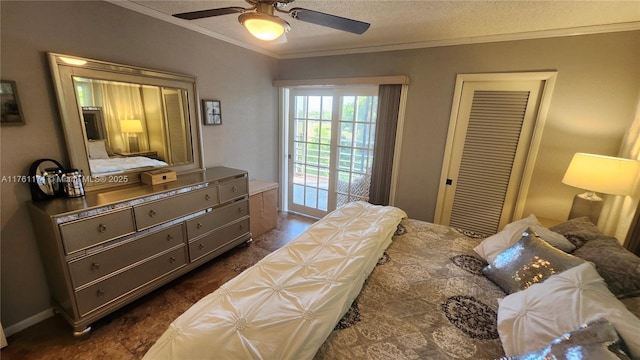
left=173, top=0, right=370, bottom=41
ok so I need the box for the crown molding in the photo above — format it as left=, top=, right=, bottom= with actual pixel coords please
left=279, top=21, right=640, bottom=59
left=106, top=0, right=280, bottom=59
left=108, top=1, right=640, bottom=60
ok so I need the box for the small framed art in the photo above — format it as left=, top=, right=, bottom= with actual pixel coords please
left=202, top=99, right=222, bottom=125
left=1, top=80, right=25, bottom=125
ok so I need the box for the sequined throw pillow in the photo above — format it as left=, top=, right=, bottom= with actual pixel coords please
left=482, top=228, right=585, bottom=294
left=497, top=318, right=632, bottom=360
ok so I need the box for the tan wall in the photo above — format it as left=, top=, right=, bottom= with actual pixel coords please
left=0, top=1, right=278, bottom=329
left=277, top=31, right=640, bottom=223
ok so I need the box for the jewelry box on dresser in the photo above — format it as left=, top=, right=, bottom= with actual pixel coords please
left=28, top=166, right=251, bottom=336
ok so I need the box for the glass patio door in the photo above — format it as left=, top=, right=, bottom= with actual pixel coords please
left=287, top=86, right=378, bottom=218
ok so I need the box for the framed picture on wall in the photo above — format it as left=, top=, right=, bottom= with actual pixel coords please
left=1, top=80, right=25, bottom=126
left=202, top=99, right=222, bottom=125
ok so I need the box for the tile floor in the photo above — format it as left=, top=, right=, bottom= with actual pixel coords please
left=1, top=212, right=315, bottom=360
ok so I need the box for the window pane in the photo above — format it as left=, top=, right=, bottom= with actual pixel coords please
left=340, top=122, right=353, bottom=147
left=293, top=184, right=304, bottom=205
left=307, top=120, right=320, bottom=143
left=319, top=144, right=330, bottom=168
left=321, top=96, right=333, bottom=120
left=341, top=96, right=355, bottom=121
left=318, top=168, right=330, bottom=189
left=308, top=96, right=321, bottom=119
left=295, top=96, right=306, bottom=119
left=306, top=143, right=319, bottom=165
left=318, top=190, right=328, bottom=211
left=294, top=119, right=306, bottom=141
left=293, top=141, right=305, bottom=163
left=319, top=120, right=331, bottom=145
left=293, top=164, right=305, bottom=184
left=305, top=187, right=318, bottom=208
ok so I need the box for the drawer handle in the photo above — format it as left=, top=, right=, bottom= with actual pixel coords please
left=199, top=244, right=205, bottom=250
left=239, top=224, right=245, bottom=231
left=149, top=210, right=157, bottom=218
left=96, top=289, right=105, bottom=297
left=205, top=194, right=211, bottom=201
left=90, top=262, right=100, bottom=271
left=167, top=234, right=174, bottom=242
left=197, top=223, right=203, bottom=229
left=238, top=207, right=244, bottom=213
left=169, top=256, right=176, bottom=264
left=232, top=186, right=237, bottom=193
left=97, top=224, right=107, bottom=233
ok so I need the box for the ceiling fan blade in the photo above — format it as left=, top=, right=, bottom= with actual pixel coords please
left=173, top=7, right=246, bottom=20
left=289, top=8, right=370, bottom=35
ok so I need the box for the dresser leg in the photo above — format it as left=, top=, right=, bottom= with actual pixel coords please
left=73, top=326, right=91, bottom=337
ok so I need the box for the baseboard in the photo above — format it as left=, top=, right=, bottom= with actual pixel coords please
left=4, top=308, right=54, bottom=337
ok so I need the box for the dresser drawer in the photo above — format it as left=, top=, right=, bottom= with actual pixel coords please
left=189, top=218, right=250, bottom=262
left=218, top=177, right=248, bottom=203
left=60, top=208, right=135, bottom=255
left=75, top=246, right=186, bottom=316
left=134, top=187, right=218, bottom=230
left=68, top=224, right=185, bottom=289
left=186, top=200, right=249, bottom=240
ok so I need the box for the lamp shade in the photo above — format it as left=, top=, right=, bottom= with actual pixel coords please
left=239, top=12, right=290, bottom=41
left=120, top=119, right=143, bottom=133
left=562, top=153, right=640, bottom=196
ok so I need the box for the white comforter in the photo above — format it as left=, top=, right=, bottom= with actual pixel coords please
left=89, top=156, right=168, bottom=175
left=144, top=201, right=407, bottom=360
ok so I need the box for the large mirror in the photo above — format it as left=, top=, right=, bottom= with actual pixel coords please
left=48, top=52, right=204, bottom=190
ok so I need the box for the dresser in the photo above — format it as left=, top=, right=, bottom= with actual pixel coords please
left=28, top=167, right=251, bottom=336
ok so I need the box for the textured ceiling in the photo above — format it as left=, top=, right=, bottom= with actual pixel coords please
left=115, top=0, right=640, bottom=58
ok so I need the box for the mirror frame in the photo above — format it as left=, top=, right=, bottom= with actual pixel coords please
left=47, top=52, right=204, bottom=191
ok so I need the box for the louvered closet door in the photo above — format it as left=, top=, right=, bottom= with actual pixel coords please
left=439, top=81, right=543, bottom=235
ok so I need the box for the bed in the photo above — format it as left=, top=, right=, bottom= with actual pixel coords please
left=144, top=202, right=640, bottom=360
left=89, top=156, right=168, bottom=175
left=86, top=139, right=168, bottom=175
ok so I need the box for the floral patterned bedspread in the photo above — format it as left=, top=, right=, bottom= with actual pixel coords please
left=315, top=219, right=507, bottom=360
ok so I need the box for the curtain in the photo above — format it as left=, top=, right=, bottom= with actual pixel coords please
left=599, top=96, right=640, bottom=247
left=94, top=81, right=149, bottom=153
left=369, top=84, right=402, bottom=205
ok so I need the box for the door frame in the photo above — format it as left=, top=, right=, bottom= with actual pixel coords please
left=276, top=76, right=410, bottom=216
left=434, top=72, right=558, bottom=227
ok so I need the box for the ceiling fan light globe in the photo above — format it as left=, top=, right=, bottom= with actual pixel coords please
left=239, top=13, right=290, bottom=41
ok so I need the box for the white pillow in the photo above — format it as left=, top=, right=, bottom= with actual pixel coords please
left=473, top=214, right=575, bottom=262
left=87, top=140, right=110, bottom=159
left=497, top=262, right=640, bottom=358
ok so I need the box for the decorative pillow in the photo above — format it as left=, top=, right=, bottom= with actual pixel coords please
left=482, top=228, right=585, bottom=294
left=87, top=140, right=110, bottom=159
left=497, top=318, right=632, bottom=360
left=497, top=262, right=640, bottom=358
left=549, top=216, right=603, bottom=250
left=573, top=236, right=640, bottom=299
left=474, top=214, right=575, bottom=262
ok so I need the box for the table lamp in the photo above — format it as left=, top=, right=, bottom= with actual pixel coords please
left=562, top=152, right=640, bottom=224
left=120, top=119, right=143, bottom=153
